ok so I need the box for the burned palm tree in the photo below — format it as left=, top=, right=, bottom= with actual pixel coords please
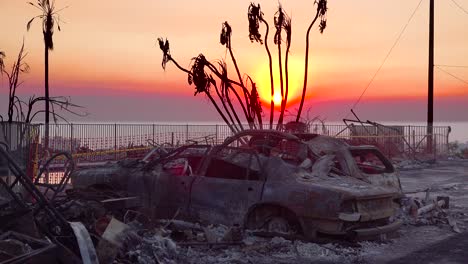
left=248, top=3, right=275, bottom=129
left=158, top=1, right=328, bottom=132
left=189, top=55, right=238, bottom=133
left=27, top=0, right=66, bottom=152
left=220, top=22, right=253, bottom=129
left=273, top=5, right=292, bottom=129
left=216, top=61, right=240, bottom=131
left=281, top=15, right=292, bottom=127
left=158, top=38, right=238, bottom=133
left=296, top=0, right=328, bottom=122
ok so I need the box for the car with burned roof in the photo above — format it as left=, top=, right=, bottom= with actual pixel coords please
left=71, top=130, right=403, bottom=241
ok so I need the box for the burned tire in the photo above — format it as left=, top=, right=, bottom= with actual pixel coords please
left=266, top=216, right=290, bottom=233
left=245, top=205, right=302, bottom=236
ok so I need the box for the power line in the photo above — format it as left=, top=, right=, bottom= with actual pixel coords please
left=435, top=64, right=468, bottom=69
left=450, top=0, right=468, bottom=15
left=436, top=65, right=468, bottom=85
left=346, top=0, right=424, bottom=117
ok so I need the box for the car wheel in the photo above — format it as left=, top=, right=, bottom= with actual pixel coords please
left=266, top=217, right=290, bottom=233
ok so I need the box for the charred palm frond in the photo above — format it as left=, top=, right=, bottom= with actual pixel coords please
left=317, top=0, right=328, bottom=33
left=247, top=76, right=263, bottom=128
left=189, top=54, right=214, bottom=96
left=283, top=15, right=292, bottom=47
left=157, top=38, right=171, bottom=70
left=248, top=3, right=263, bottom=44
left=274, top=5, right=286, bottom=129
left=248, top=2, right=274, bottom=128
left=220, top=21, right=232, bottom=48
left=277, top=12, right=292, bottom=128
left=27, top=0, right=65, bottom=51
left=274, top=5, right=285, bottom=45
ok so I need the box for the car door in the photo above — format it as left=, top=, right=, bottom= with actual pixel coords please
left=151, top=146, right=209, bottom=220
left=188, top=147, right=265, bottom=226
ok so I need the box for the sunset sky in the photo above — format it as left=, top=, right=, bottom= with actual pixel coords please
left=1, top=0, right=467, bottom=122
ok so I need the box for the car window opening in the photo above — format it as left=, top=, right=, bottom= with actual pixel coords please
left=350, top=149, right=394, bottom=174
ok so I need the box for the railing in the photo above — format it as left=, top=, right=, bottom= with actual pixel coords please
left=0, top=122, right=451, bottom=184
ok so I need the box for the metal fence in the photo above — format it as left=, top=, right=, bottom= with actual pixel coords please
left=39, top=122, right=451, bottom=158
left=0, top=122, right=451, bottom=184
left=310, top=123, right=450, bottom=159
left=0, top=122, right=40, bottom=178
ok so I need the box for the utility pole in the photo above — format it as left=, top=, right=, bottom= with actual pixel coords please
left=427, top=0, right=434, bottom=153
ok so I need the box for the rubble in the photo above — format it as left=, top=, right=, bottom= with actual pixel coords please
left=2, top=131, right=468, bottom=263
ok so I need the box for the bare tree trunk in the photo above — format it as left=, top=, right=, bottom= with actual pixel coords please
left=296, top=12, right=319, bottom=122
left=205, top=92, right=237, bottom=134
left=260, top=18, right=275, bottom=129
left=224, top=87, right=245, bottom=131
left=44, top=46, right=50, bottom=156
left=278, top=41, right=291, bottom=130
left=227, top=42, right=256, bottom=129
left=227, top=42, right=253, bottom=127
left=276, top=40, right=284, bottom=130
left=213, top=82, right=240, bottom=132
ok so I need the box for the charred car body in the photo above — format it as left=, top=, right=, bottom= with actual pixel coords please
left=71, top=130, right=403, bottom=241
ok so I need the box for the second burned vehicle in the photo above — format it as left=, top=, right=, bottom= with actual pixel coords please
left=71, top=130, right=403, bottom=241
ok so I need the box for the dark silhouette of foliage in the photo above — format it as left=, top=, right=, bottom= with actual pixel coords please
left=27, top=0, right=66, bottom=152
left=189, top=54, right=215, bottom=96
left=219, top=21, right=253, bottom=129
left=248, top=2, right=275, bottom=129
left=220, top=22, right=232, bottom=47
left=277, top=10, right=292, bottom=129
left=0, top=43, right=86, bottom=124
left=0, top=42, right=29, bottom=123
left=158, top=1, right=328, bottom=132
left=158, top=38, right=170, bottom=70
left=247, top=3, right=263, bottom=44
left=296, top=0, right=328, bottom=122
left=317, top=0, right=328, bottom=33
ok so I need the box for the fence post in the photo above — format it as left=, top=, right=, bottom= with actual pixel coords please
left=152, top=124, right=155, bottom=144
left=186, top=124, right=189, bottom=143
left=114, top=123, right=117, bottom=160
left=446, top=126, right=450, bottom=155
left=70, top=123, right=74, bottom=154
left=215, top=124, right=218, bottom=144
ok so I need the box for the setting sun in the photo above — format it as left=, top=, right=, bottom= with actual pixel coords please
left=273, top=93, right=282, bottom=105
left=254, top=56, right=304, bottom=108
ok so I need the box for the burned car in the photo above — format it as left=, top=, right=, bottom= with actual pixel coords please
left=71, top=130, right=402, bottom=241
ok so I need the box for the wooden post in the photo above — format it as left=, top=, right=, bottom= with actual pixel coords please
left=114, top=124, right=117, bottom=160
left=427, top=0, right=434, bottom=153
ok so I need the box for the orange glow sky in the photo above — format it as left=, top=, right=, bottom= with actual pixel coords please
left=1, top=0, right=467, bottom=122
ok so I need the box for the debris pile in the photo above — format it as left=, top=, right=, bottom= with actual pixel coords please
left=399, top=194, right=464, bottom=234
